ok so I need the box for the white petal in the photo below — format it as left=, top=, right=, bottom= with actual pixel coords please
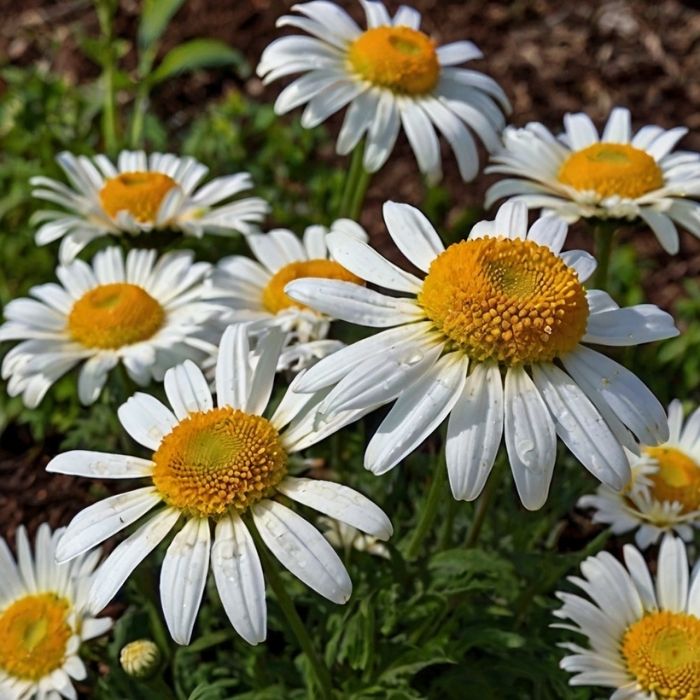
left=564, top=113, right=599, bottom=150
left=363, top=91, right=401, bottom=172
left=639, top=209, right=679, bottom=255
left=278, top=476, right=392, bottom=539
left=382, top=201, right=444, bottom=272
left=446, top=363, right=503, bottom=501
left=285, top=279, right=424, bottom=326
left=584, top=303, right=678, bottom=346
left=46, top=450, right=153, bottom=479
left=77, top=354, right=117, bottom=405
left=88, top=509, right=180, bottom=613
left=622, top=545, right=657, bottom=611
left=436, top=40, right=483, bottom=65
left=494, top=201, right=528, bottom=239
left=118, top=394, right=178, bottom=450
left=56, top=488, right=161, bottom=562
left=160, top=518, right=211, bottom=645
left=365, top=352, right=468, bottom=475
left=504, top=366, right=556, bottom=510
left=216, top=324, right=253, bottom=410
left=164, top=360, right=213, bottom=419
left=247, top=327, right=286, bottom=415
left=531, top=363, right=629, bottom=490
left=560, top=250, right=597, bottom=282
left=601, top=107, right=631, bottom=143
left=252, top=500, right=351, bottom=603
left=400, top=99, right=442, bottom=182
left=326, top=232, right=423, bottom=293
left=212, top=513, right=267, bottom=645
left=527, top=215, right=568, bottom=253
left=656, top=535, right=688, bottom=613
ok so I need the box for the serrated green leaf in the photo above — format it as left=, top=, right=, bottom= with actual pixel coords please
left=138, top=0, right=186, bottom=49
left=150, top=40, right=241, bottom=85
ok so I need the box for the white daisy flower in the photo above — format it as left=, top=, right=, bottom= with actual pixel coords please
left=319, top=516, right=390, bottom=559
left=579, top=400, right=700, bottom=549
left=205, top=219, right=368, bottom=371
left=0, top=247, right=220, bottom=408
left=0, top=524, right=112, bottom=700
left=285, top=201, right=678, bottom=510
left=554, top=535, right=700, bottom=699
left=485, top=107, right=700, bottom=254
left=46, top=325, right=392, bottom=646
left=32, top=151, right=269, bottom=263
left=258, top=0, right=509, bottom=183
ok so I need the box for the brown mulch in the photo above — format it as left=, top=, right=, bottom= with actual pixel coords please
left=1, top=0, right=700, bottom=539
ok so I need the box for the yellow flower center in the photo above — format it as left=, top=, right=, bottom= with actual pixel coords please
left=558, top=143, right=664, bottom=199
left=0, top=593, right=71, bottom=681
left=347, top=26, right=440, bottom=95
left=418, top=237, right=589, bottom=366
left=622, top=610, right=700, bottom=699
left=152, top=407, right=287, bottom=518
left=262, top=259, right=363, bottom=314
left=99, top=171, right=177, bottom=223
left=68, top=282, right=165, bottom=349
left=644, top=445, right=700, bottom=513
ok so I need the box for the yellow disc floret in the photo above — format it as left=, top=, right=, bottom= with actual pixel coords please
left=99, top=171, right=177, bottom=223
left=152, top=407, right=287, bottom=518
left=644, top=445, right=700, bottom=513
left=419, top=237, right=589, bottom=366
left=622, top=610, right=700, bottom=699
left=68, top=282, right=165, bottom=349
left=558, top=143, right=664, bottom=199
left=348, top=26, right=439, bottom=95
left=0, top=593, right=71, bottom=681
left=262, top=259, right=363, bottom=314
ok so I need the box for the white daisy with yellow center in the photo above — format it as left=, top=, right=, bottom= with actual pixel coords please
left=47, top=325, right=392, bottom=646
left=0, top=524, right=112, bottom=700
left=0, top=247, right=220, bottom=408
left=258, top=0, right=509, bottom=183
left=555, top=536, right=700, bottom=699
left=580, top=400, right=700, bottom=549
left=32, top=150, right=269, bottom=262
left=486, top=107, right=700, bottom=254
left=285, top=201, right=678, bottom=510
left=205, top=219, right=368, bottom=371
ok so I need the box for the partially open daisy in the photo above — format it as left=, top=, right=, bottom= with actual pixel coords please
left=258, top=0, right=509, bottom=182
left=285, top=201, right=678, bottom=510
left=486, top=107, right=700, bottom=254
left=554, top=535, right=700, bottom=699
left=0, top=524, right=112, bottom=700
left=32, top=151, right=269, bottom=262
left=205, top=219, right=368, bottom=371
left=0, top=247, right=220, bottom=407
left=579, top=400, right=700, bottom=549
left=47, top=325, right=391, bottom=646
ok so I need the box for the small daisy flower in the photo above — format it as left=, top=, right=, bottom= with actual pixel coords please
left=47, top=325, right=392, bottom=646
left=319, top=516, right=390, bottom=559
left=32, top=151, right=269, bottom=262
left=554, top=535, right=700, bottom=699
left=486, top=107, right=700, bottom=254
left=0, top=524, right=112, bottom=700
left=0, top=247, right=220, bottom=408
left=285, top=201, right=678, bottom=510
left=205, top=219, right=368, bottom=371
left=258, top=1, right=509, bottom=183
left=579, top=400, right=700, bottom=549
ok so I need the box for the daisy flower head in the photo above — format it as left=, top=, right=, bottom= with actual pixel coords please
left=285, top=201, right=679, bottom=510
left=579, top=400, right=700, bottom=550
left=554, top=535, right=700, bottom=699
left=0, top=247, right=220, bottom=408
left=258, top=1, right=510, bottom=183
left=32, top=151, right=269, bottom=263
left=486, top=107, right=700, bottom=254
left=0, top=524, right=112, bottom=700
left=47, top=325, right=392, bottom=646
left=205, top=218, right=368, bottom=371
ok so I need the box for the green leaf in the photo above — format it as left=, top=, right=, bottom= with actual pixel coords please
left=150, top=40, right=241, bottom=85
left=138, top=0, right=186, bottom=49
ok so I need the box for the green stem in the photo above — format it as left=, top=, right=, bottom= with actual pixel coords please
left=405, top=452, right=447, bottom=561
left=464, top=460, right=501, bottom=549
left=592, top=221, right=617, bottom=291
left=338, top=143, right=372, bottom=220
left=95, top=0, right=118, bottom=154
left=250, top=522, right=333, bottom=700
left=129, top=46, right=158, bottom=149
